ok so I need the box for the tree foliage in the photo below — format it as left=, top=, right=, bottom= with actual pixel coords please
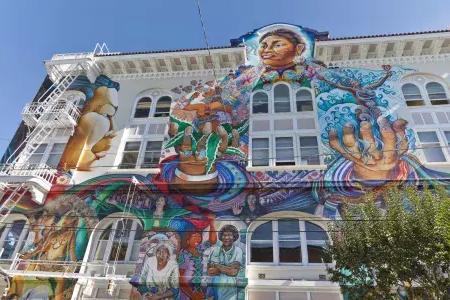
left=326, top=185, right=450, bottom=299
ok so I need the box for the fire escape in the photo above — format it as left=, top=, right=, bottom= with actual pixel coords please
left=0, top=44, right=110, bottom=223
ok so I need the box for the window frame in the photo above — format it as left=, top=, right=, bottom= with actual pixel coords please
left=426, top=81, right=449, bottom=105
left=117, top=137, right=164, bottom=170
left=401, top=83, right=425, bottom=107
left=295, top=88, right=314, bottom=112
left=251, top=91, right=270, bottom=114
left=131, top=91, right=173, bottom=120
left=22, top=139, right=69, bottom=168
left=0, top=216, right=29, bottom=260
left=414, top=129, right=450, bottom=164
left=272, top=82, right=293, bottom=113
left=249, top=134, right=323, bottom=168
left=248, top=218, right=330, bottom=266
left=401, top=75, right=450, bottom=107
left=90, top=217, right=143, bottom=263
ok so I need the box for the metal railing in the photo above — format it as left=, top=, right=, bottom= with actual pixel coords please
left=22, top=100, right=81, bottom=128
left=0, top=163, right=57, bottom=185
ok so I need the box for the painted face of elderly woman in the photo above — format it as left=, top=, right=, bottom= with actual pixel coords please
left=258, top=29, right=305, bottom=69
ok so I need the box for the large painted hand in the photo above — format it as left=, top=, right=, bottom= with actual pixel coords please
left=328, top=117, right=408, bottom=181
left=92, top=130, right=117, bottom=156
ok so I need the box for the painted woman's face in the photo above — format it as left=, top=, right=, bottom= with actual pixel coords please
left=156, top=197, right=165, bottom=209
left=247, top=194, right=257, bottom=211
left=156, top=246, right=170, bottom=265
left=188, top=232, right=202, bottom=247
left=258, top=35, right=303, bottom=68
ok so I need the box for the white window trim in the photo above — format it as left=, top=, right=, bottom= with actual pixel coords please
left=90, top=216, right=142, bottom=264
left=21, top=138, right=69, bottom=167
left=402, top=75, right=450, bottom=108
left=251, top=90, right=270, bottom=115
left=294, top=87, right=315, bottom=113
left=401, top=82, right=425, bottom=107
left=0, top=215, right=29, bottom=260
left=248, top=217, right=330, bottom=267
left=249, top=134, right=324, bottom=169
left=272, top=82, right=294, bottom=114
left=414, top=129, right=450, bottom=165
left=131, top=89, right=173, bottom=120
left=116, top=137, right=164, bottom=171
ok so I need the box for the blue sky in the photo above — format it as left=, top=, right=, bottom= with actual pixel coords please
left=0, top=0, right=449, bottom=155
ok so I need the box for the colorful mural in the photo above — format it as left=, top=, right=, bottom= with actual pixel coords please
left=5, top=23, right=450, bottom=300
left=58, top=75, right=120, bottom=171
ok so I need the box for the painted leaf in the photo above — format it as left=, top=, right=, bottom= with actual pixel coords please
left=224, top=146, right=245, bottom=158
left=205, top=133, right=221, bottom=174
left=164, top=131, right=184, bottom=149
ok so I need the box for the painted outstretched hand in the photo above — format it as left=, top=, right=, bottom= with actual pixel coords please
left=328, top=117, right=408, bottom=181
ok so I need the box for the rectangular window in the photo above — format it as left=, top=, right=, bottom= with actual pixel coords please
left=299, top=137, right=320, bottom=165
left=119, top=142, right=141, bottom=169
left=142, top=141, right=163, bottom=168
left=46, top=143, right=66, bottom=168
left=417, top=131, right=446, bottom=162
left=28, top=143, right=47, bottom=166
left=252, top=138, right=270, bottom=166
left=275, top=137, right=295, bottom=166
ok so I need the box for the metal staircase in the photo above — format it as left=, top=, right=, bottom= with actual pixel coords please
left=0, top=56, right=93, bottom=211
left=0, top=183, right=28, bottom=224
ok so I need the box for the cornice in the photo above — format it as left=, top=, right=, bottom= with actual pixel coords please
left=326, top=53, right=450, bottom=67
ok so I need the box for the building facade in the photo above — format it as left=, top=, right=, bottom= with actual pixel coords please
left=0, top=23, right=450, bottom=300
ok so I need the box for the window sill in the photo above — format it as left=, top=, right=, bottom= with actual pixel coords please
left=247, top=164, right=327, bottom=172
left=247, top=263, right=330, bottom=269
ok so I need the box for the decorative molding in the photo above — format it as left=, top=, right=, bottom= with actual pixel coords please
left=326, top=53, right=450, bottom=67
left=108, top=68, right=232, bottom=80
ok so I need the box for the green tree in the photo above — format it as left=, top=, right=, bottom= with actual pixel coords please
left=326, top=185, right=450, bottom=299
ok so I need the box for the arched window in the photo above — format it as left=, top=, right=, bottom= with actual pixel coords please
left=402, top=83, right=424, bottom=106
left=273, top=84, right=291, bottom=113
left=92, top=218, right=143, bottom=262
left=154, top=96, right=172, bottom=117
left=0, top=219, right=28, bottom=259
left=250, top=219, right=330, bottom=264
left=252, top=92, right=269, bottom=114
left=296, top=90, right=313, bottom=111
left=426, top=82, right=448, bottom=105
left=134, top=97, right=152, bottom=118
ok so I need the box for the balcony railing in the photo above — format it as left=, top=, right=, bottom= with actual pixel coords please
left=22, top=100, right=81, bottom=128
left=0, top=163, right=57, bottom=186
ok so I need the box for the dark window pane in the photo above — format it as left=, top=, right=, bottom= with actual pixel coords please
left=305, top=222, right=328, bottom=241
left=296, top=90, right=313, bottom=112
left=252, top=138, right=269, bottom=166
left=124, top=142, right=141, bottom=151
left=119, top=152, right=139, bottom=169
left=155, top=96, right=172, bottom=117
left=252, top=221, right=273, bottom=240
left=251, top=240, right=273, bottom=262
left=119, top=142, right=141, bottom=169
left=134, top=97, right=152, bottom=118
left=1, top=220, right=26, bottom=259
left=253, top=92, right=269, bottom=114
left=278, top=219, right=300, bottom=240
left=274, top=84, right=291, bottom=113
left=307, top=244, right=330, bottom=263
left=142, top=141, right=162, bottom=168
left=279, top=240, right=301, bottom=263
